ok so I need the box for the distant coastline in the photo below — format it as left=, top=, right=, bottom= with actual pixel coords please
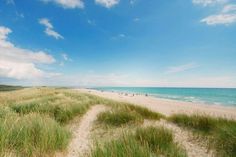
left=90, top=87, right=236, bottom=107
left=77, top=88, right=236, bottom=120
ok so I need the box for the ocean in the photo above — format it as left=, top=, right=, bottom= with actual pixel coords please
left=93, top=87, right=236, bottom=107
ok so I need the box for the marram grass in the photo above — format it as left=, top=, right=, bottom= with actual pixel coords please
left=168, top=114, right=236, bottom=157
left=90, top=126, right=186, bottom=157
left=135, top=126, right=187, bottom=157
left=3, top=87, right=236, bottom=157
left=0, top=113, right=70, bottom=157
left=97, top=102, right=165, bottom=127
left=0, top=87, right=166, bottom=156
left=97, top=109, right=143, bottom=126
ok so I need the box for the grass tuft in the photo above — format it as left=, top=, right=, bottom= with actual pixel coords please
left=91, top=135, right=151, bottom=157
left=125, top=104, right=164, bottom=120
left=90, top=126, right=186, bottom=157
left=168, top=114, right=236, bottom=157
left=0, top=113, right=70, bottom=156
left=97, top=110, right=143, bottom=126
left=135, top=126, right=187, bottom=157
left=168, top=114, right=216, bottom=133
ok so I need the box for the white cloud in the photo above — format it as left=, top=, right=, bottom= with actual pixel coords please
left=133, top=18, right=140, bottom=22
left=39, top=18, right=53, bottom=29
left=41, top=0, right=84, bottom=9
left=36, top=72, right=236, bottom=88
left=62, top=53, right=68, bottom=61
left=192, top=0, right=228, bottom=6
left=95, top=0, right=119, bottom=8
left=0, top=26, right=58, bottom=80
left=5, top=0, right=15, bottom=5
left=61, top=53, right=72, bottom=61
left=119, top=34, right=125, bottom=38
left=222, top=4, right=236, bottom=13
left=45, top=28, right=64, bottom=39
left=201, top=14, right=236, bottom=25
left=39, top=18, right=64, bottom=39
left=111, top=33, right=126, bottom=40
left=87, top=19, right=96, bottom=26
left=16, top=12, right=24, bottom=18
left=166, top=63, right=199, bottom=74
left=59, top=53, right=72, bottom=66
left=130, top=0, right=136, bottom=5
left=158, top=76, right=236, bottom=88
left=0, top=26, right=13, bottom=47
left=194, top=0, right=236, bottom=25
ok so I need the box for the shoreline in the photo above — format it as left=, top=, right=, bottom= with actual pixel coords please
left=77, top=88, right=236, bottom=120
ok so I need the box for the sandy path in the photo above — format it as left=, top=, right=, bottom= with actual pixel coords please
left=77, top=89, right=236, bottom=120
left=144, top=119, right=214, bottom=157
left=66, top=105, right=107, bottom=157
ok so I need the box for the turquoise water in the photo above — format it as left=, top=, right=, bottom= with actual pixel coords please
left=93, top=87, right=236, bottom=107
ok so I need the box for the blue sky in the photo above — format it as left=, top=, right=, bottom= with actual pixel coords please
left=0, top=0, right=236, bottom=87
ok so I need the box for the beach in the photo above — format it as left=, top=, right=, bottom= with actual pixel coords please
left=77, top=88, right=236, bottom=120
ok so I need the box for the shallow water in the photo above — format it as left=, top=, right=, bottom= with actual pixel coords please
left=93, top=87, right=236, bottom=107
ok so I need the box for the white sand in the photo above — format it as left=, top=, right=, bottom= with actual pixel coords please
left=77, top=89, right=236, bottom=119
left=66, top=105, right=107, bottom=157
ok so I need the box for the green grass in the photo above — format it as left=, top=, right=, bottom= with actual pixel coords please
left=212, top=121, right=236, bottom=157
left=135, top=126, right=187, bottom=157
left=90, top=126, right=186, bottom=157
left=97, top=102, right=164, bottom=127
left=97, top=110, right=143, bottom=126
left=52, top=103, right=91, bottom=123
left=168, top=114, right=216, bottom=133
left=0, top=85, right=24, bottom=92
left=91, top=135, right=151, bottom=157
left=8, top=91, right=93, bottom=124
left=168, top=114, right=236, bottom=157
left=0, top=113, right=70, bottom=157
left=0, top=87, right=167, bottom=156
left=124, top=104, right=164, bottom=120
left=0, top=88, right=97, bottom=156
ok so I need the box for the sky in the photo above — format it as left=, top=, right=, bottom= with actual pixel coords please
left=0, top=0, right=236, bottom=88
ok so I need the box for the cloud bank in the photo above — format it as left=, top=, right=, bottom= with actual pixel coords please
left=193, top=0, right=236, bottom=25
left=41, top=0, right=84, bottom=9
left=95, top=0, right=119, bottom=8
left=0, top=26, right=58, bottom=80
left=192, top=0, right=228, bottom=6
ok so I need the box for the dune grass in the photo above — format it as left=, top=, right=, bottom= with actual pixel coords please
left=4, top=87, right=236, bottom=157
left=91, top=135, right=151, bottom=157
left=123, top=104, right=164, bottom=120
left=0, top=88, right=95, bottom=156
left=97, top=102, right=164, bottom=127
left=135, top=126, right=187, bottom=157
left=0, top=87, right=167, bottom=156
left=168, top=114, right=236, bottom=157
left=108, top=102, right=164, bottom=119
left=168, top=114, right=216, bottom=133
left=0, top=112, right=70, bottom=157
left=8, top=90, right=94, bottom=124
left=97, top=110, right=143, bottom=126
left=0, top=85, right=24, bottom=92
left=90, top=126, right=186, bottom=157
